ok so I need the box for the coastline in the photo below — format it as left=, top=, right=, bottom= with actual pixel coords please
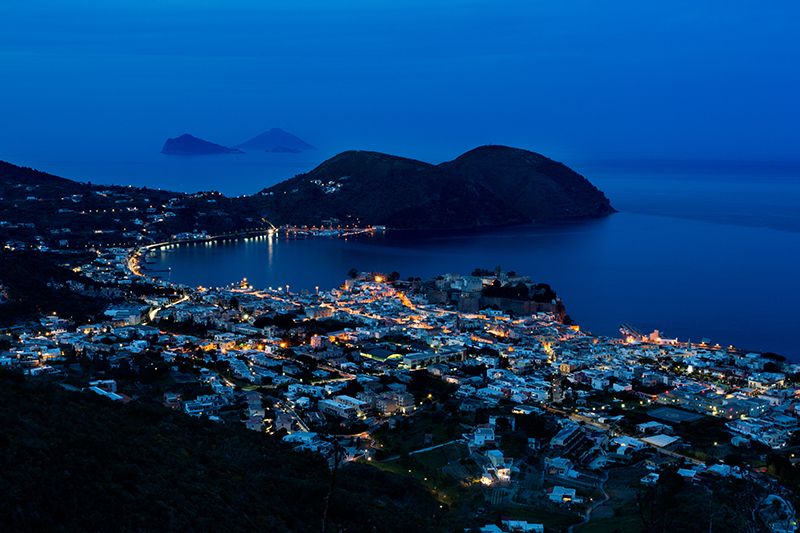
left=140, top=218, right=796, bottom=361
left=127, top=225, right=385, bottom=283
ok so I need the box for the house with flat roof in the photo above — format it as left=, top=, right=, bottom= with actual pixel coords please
left=547, top=485, right=578, bottom=504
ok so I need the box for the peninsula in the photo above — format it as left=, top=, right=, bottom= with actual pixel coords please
left=258, top=146, right=615, bottom=229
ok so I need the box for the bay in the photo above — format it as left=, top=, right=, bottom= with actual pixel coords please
left=150, top=160, right=800, bottom=359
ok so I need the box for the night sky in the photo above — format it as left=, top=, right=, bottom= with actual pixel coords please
left=1, top=0, right=798, bottom=174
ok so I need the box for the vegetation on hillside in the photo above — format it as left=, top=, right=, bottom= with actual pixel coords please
left=0, top=372, right=453, bottom=532
left=0, top=250, right=111, bottom=324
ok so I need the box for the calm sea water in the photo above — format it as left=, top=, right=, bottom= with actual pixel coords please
left=144, top=160, right=800, bottom=360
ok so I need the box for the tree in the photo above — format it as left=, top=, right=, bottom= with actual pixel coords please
left=500, top=430, right=529, bottom=457
left=347, top=268, right=359, bottom=279
left=762, top=352, right=786, bottom=362
left=273, top=313, right=296, bottom=330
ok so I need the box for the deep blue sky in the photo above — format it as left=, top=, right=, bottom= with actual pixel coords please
left=1, top=0, right=798, bottom=169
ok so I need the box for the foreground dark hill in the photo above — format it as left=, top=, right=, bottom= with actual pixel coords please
left=257, top=145, right=614, bottom=229
left=0, top=372, right=450, bottom=532
left=236, top=128, right=315, bottom=152
left=161, top=133, right=243, bottom=155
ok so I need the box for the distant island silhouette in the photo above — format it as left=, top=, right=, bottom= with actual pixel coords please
left=161, top=129, right=314, bottom=155
left=235, top=128, right=315, bottom=152
left=161, top=134, right=243, bottom=155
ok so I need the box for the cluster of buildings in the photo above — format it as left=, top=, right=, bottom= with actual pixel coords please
left=2, top=254, right=799, bottom=529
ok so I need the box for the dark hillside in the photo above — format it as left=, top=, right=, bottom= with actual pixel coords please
left=0, top=160, right=85, bottom=193
left=0, top=250, right=110, bottom=324
left=439, top=145, right=615, bottom=219
left=0, top=372, right=451, bottom=532
left=256, top=145, right=614, bottom=229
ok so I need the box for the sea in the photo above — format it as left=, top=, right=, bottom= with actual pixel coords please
left=6, top=151, right=799, bottom=359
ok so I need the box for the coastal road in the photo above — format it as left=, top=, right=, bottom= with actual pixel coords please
left=147, top=294, right=189, bottom=322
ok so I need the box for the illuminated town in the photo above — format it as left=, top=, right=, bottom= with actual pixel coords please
left=2, top=1, right=799, bottom=530
left=2, top=236, right=798, bottom=531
